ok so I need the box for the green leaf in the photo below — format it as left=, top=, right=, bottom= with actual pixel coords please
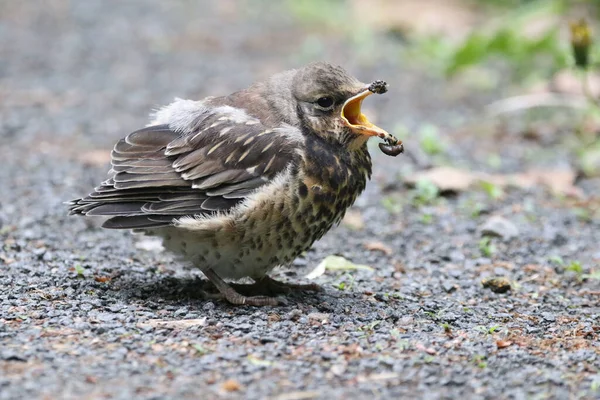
left=420, top=213, right=434, bottom=224
left=578, top=140, right=600, bottom=178
left=487, top=28, right=519, bottom=56
left=528, top=27, right=560, bottom=54
left=446, top=33, right=489, bottom=76
left=381, top=196, right=403, bottom=215
left=412, top=179, right=440, bottom=206
left=318, top=255, right=373, bottom=272
left=74, top=264, right=85, bottom=277
left=566, top=261, right=583, bottom=275
left=583, top=271, right=600, bottom=280
left=479, top=181, right=503, bottom=200
left=333, top=281, right=347, bottom=291
left=419, top=124, right=445, bottom=155
left=443, top=0, right=567, bottom=80
left=548, top=255, right=564, bottom=266
left=479, top=237, right=497, bottom=257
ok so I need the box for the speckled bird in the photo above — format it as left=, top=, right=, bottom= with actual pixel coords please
left=69, top=62, right=402, bottom=306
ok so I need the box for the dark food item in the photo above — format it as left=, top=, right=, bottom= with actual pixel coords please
left=379, top=137, right=404, bottom=157
left=481, top=277, right=512, bottom=294
left=367, top=80, right=402, bottom=157
left=368, top=80, right=388, bottom=94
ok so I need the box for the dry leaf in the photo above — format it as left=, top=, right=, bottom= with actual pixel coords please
left=0, top=254, right=15, bottom=265
left=137, top=318, right=207, bottom=330
left=405, top=167, right=582, bottom=197
left=393, top=260, right=406, bottom=274
left=553, top=69, right=600, bottom=97
left=356, top=372, right=400, bottom=383
left=307, top=313, right=329, bottom=323
left=40, top=328, right=80, bottom=337
left=415, top=342, right=437, bottom=355
left=487, top=169, right=582, bottom=197
left=405, top=167, right=476, bottom=192
left=221, top=379, right=242, bottom=392
left=272, top=391, right=321, bottom=400
left=351, top=0, right=476, bottom=39
left=363, top=241, right=393, bottom=255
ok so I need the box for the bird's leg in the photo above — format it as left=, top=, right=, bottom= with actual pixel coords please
left=200, top=266, right=280, bottom=306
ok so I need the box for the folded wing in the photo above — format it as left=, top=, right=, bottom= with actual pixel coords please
left=69, top=103, right=300, bottom=229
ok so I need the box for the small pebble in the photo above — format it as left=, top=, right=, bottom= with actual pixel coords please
left=442, top=282, right=457, bottom=293
left=480, top=216, right=519, bottom=240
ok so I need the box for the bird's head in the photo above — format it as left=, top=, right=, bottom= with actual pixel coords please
left=269, top=62, right=395, bottom=150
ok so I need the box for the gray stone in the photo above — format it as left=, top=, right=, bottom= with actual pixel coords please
left=481, top=216, right=519, bottom=240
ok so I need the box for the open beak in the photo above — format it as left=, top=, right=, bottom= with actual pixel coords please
left=341, top=85, right=391, bottom=140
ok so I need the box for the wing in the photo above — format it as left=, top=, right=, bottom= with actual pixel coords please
left=69, top=101, right=301, bottom=229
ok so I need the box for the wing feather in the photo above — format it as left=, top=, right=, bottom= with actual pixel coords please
left=69, top=101, right=301, bottom=229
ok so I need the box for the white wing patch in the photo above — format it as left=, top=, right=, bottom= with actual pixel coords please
left=212, top=105, right=258, bottom=124
left=149, top=98, right=210, bottom=133
left=148, top=99, right=259, bottom=134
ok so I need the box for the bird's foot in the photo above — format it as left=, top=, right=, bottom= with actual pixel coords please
left=200, top=267, right=321, bottom=306
left=218, top=288, right=282, bottom=306
left=200, top=289, right=282, bottom=306
left=200, top=266, right=283, bottom=306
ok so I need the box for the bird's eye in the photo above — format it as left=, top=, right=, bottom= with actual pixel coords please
left=316, top=96, right=334, bottom=109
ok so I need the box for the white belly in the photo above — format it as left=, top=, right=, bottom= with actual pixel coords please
left=154, top=226, right=299, bottom=280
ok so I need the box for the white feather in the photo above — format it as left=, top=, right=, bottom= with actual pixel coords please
left=148, top=99, right=261, bottom=134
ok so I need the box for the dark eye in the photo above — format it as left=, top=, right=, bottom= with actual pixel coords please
left=316, top=96, right=334, bottom=109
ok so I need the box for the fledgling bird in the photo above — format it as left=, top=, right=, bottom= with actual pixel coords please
left=69, top=62, right=402, bottom=306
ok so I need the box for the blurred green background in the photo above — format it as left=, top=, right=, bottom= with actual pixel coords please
left=279, top=0, right=600, bottom=180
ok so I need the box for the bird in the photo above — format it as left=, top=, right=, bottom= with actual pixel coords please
left=69, top=62, right=402, bottom=306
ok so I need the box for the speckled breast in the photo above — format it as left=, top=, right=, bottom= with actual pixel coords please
left=259, top=138, right=372, bottom=267
left=159, top=140, right=372, bottom=280
left=295, top=140, right=372, bottom=241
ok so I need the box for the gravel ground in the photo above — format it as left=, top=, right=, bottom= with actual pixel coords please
left=1, top=1, right=599, bottom=399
